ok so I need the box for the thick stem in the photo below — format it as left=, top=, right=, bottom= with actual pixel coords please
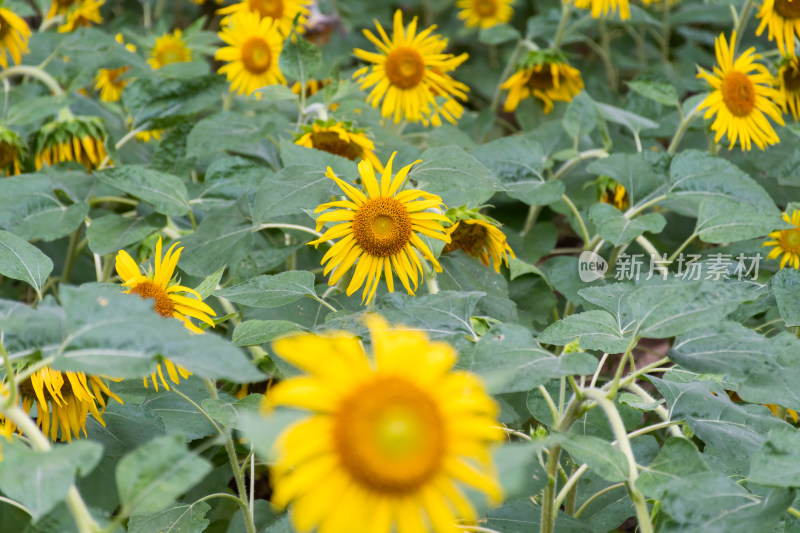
left=552, top=0, right=575, bottom=49
left=0, top=65, right=64, bottom=96
left=667, top=102, right=702, bottom=155
left=61, top=225, right=83, bottom=284
left=488, top=40, right=525, bottom=116
left=562, top=195, right=590, bottom=245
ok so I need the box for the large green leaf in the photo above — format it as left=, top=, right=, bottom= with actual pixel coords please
left=86, top=213, right=165, bottom=256
left=0, top=230, right=53, bottom=298
left=96, top=166, right=190, bottom=217
left=749, top=427, right=800, bottom=488
left=278, top=34, right=322, bottom=81
left=553, top=433, right=629, bottom=482
left=772, top=268, right=800, bottom=327
left=215, top=271, right=317, bottom=308
left=186, top=111, right=281, bottom=162
left=177, top=208, right=254, bottom=277
left=202, top=393, right=262, bottom=430
left=589, top=203, right=666, bottom=246
left=586, top=152, right=666, bottom=207
left=438, top=251, right=518, bottom=323
left=695, top=197, right=787, bottom=244
left=0, top=174, right=88, bottom=241
left=232, top=319, right=306, bottom=346
left=253, top=164, right=345, bottom=222
left=408, top=145, right=500, bottom=207
left=124, top=74, right=226, bottom=129
left=127, top=501, right=211, bottom=533
left=636, top=438, right=709, bottom=499
left=538, top=309, right=633, bottom=353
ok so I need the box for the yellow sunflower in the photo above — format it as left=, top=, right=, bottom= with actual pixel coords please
left=0, top=8, right=31, bottom=68
left=295, top=120, right=384, bottom=171
left=353, top=9, right=470, bottom=125
left=308, top=152, right=451, bottom=304
left=94, top=66, right=129, bottom=102
left=763, top=209, right=800, bottom=269
left=217, top=0, right=310, bottom=36
left=696, top=32, right=785, bottom=151
left=46, top=0, right=76, bottom=18
left=501, top=51, right=584, bottom=113
left=291, top=78, right=330, bottom=97
left=456, top=0, right=514, bottom=29
left=779, top=56, right=800, bottom=120
left=115, top=237, right=217, bottom=390
left=267, top=315, right=503, bottom=533
left=215, top=10, right=286, bottom=97
left=443, top=219, right=515, bottom=273
left=148, top=29, right=192, bottom=70
left=1, top=367, right=121, bottom=442
left=756, top=0, right=800, bottom=56
left=58, top=0, right=104, bottom=33
left=34, top=113, right=109, bottom=171
left=0, top=125, right=24, bottom=176
left=599, top=179, right=629, bottom=210
left=575, top=0, right=630, bottom=19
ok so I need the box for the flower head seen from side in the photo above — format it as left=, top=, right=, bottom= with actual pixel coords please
left=598, top=177, right=630, bottom=210
left=764, top=209, right=800, bottom=269
left=756, top=0, right=800, bottom=56
left=215, top=11, right=286, bottom=97
left=115, top=237, right=217, bottom=390
left=34, top=111, right=109, bottom=171
left=779, top=55, right=800, bottom=120
left=94, top=66, right=130, bottom=102
left=696, top=32, right=785, bottom=151
left=353, top=10, right=469, bottom=125
left=291, top=78, right=330, bottom=98
left=443, top=214, right=515, bottom=273
left=2, top=367, right=121, bottom=442
left=294, top=120, right=384, bottom=171
left=58, top=0, right=104, bottom=33
left=575, top=0, right=630, bottom=19
left=148, top=29, right=192, bottom=69
left=0, top=125, right=25, bottom=176
left=267, top=315, right=504, bottom=533
left=217, top=0, right=311, bottom=37
left=501, top=50, right=583, bottom=114
left=0, top=7, right=31, bottom=68
left=308, top=152, right=451, bottom=304
left=456, top=0, right=514, bottom=29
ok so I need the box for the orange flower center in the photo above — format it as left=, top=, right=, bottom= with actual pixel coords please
left=157, top=42, right=189, bottom=66
left=352, top=197, right=413, bottom=257
left=309, top=131, right=364, bottom=160
left=473, top=0, right=498, bottom=16
left=385, top=47, right=426, bottom=89
left=333, top=376, right=445, bottom=493
left=241, top=37, right=272, bottom=74
left=784, top=64, right=800, bottom=92
left=775, top=0, right=800, bottom=20
left=779, top=227, right=800, bottom=254
left=527, top=66, right=556, bottom=90
left=443, top=222, right=489, bottom=257
left=130, top=280, right=175, bottom=318
left=721, top=70, right=756, bottom=117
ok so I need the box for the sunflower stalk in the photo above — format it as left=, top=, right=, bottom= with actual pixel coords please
left=0, top=65, right=64, bottom=96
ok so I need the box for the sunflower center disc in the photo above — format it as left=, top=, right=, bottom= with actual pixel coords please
left=310, top=131, right=364, bottom=160
left=130, top=280, right=175, bottom=318
left=721, top=70, right=756, bottom=117
left=160, top=44, right=186, bottom=65
left=352, top=197, right=413, bottom=257
left=784, top=65, right=800, bottom=92
left=473, top=0, right=498, bottom=16
left=386, top=47, right=426, bottom=89
left=0, top=142, right=17, bottom=168
left=241, top=37, right=272, bottom=74
left=781, top=227, right=800, bottom=253
left=775, top=0, right=800, bottom=19
left=334, top=376, right=445, bottom=493
left=444, top=222, right=489, bottom=257
left=527, top=66, right=556, bottom=90
left=251, top=0, right=284, bottom=19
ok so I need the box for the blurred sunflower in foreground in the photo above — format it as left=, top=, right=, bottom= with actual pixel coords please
left=115, top=237, right=217, bottom=390
left=217, top=0, right=310, bottom=36
left=443, top=208, right=514, bottom=273
left=696, top=31, right=784, bottom=151
left=58, top=0, right=104, bottom=33
left=149, top=29, right=191, bottom=69
left=34, top=111, right=109, bottom=171
left=294, top=120, right=384, bottom=171
left=501, top=50, right=583, bottom=113
left=0, top=7, right=31, bottom=68
left=353, top=9, right=469, bottom=125
left=763, top=209, right=800, bottom=269
left=456, top=0, right=514, bottom=29
left=267, top=315, right=503, bottom=533
left=309, top=152, right=451, bottom=304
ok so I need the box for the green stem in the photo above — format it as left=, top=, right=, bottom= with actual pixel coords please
left=488, top=39, right=525, bottom=116
left=623, top=382, right=684, bottom=438
left=252, top=223, right=328, bottom=242
left=520, top=205, right=543, bottom=237
left=788, top=507, right=800, bottom=520
left=0, top=65, right=64, bottom=96
left=575, top=483, right=626, bottom=518
left=425, top=274, right=439, bottom=295
left=88, top=196, right=139, bottom=207
left=0, top=496, right=30, bottom=515
left=660, top=0, right=672, bottom=60
left=607, top=336, right=640, bottom=398
left=312, top=295, right=338, bottom=313
left=635, top=236, right=668, bottom=277
left=562, top=195, right=590, bottom=245
left=61, top=225, right=83, bottom=284
left=667, top=232, right=697, bottom=263
left=552, top=0, right=575, bottom=49
left=1, top=338, right=17, bottom=408
left=733, top=0, right=755, bottom=51
left=597, top=20, right=618, bottom=92
left=624, top=194, right=667, bottom=219
left=667, top=101, right=703, bottom=155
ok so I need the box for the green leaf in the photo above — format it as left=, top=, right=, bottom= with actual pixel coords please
left=85, top=402, right=167, bottom=459
left=0, top=230, right=53, bottom=297
left=177, top=208, right=254, bottom=277
left=494, top=442, right=547, bottom=500
left=116, top=434, right=212, bottom=515
left=253, top=164, right=345, bottom=222
left=594, top=101, right=659, bottom=133
left=772, top=268, right=800, bottom=327
left=586, top=152, right=667, bottom=206
left=186, top=111, right=281, bottom=162
left=563, top=92, right=597, bottom=142
left=0, top=174, right=88, bottom=241
left=215, top=271, right=317, bottom=308
left=749, top=427, right=800, bottom=488
left=478, top=23, right=521, bottom=44
left=463, top=323, right=597, bottom=394
left=240, top=410, right=305, bottom=461
left=538, top=310, right=633, bottom=353
left=127, top=501, right=211, bottom=533
left=695, top=197, right=786, bottom=243
left=232, top=319, right=305, bottom=346
left=124, top=74, right=226, bottom=129
left=86, top=213, right=165, bottom=256
left=438, top=251, right=518, bottom=323
left=589, top=203, right=666, bottom=246
left=193, top=266, right=226, bottom=300
left=553, top=433, right=629, bottom=482
left=97, top=166, right=190, bottom=217
left=626, top=80, right=679, bottom=106
left=508, top=257, right=547, bottom=282
left=278, top=34, right=322, bottom=81
left=408, top=145, right=500, bottom=207
left=201, top=393, right=263, bottom=430
left=636, top=438, right=709, bottom=499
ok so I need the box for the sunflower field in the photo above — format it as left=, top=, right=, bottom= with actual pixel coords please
left=4, top=0, right=800, bottom=532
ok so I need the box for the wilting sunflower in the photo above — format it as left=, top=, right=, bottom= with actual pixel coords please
left=308, top=152, right=451, bottom=304
left=501, top=50, right=583, bottom=113
left=353, top=10, right=469, bottom=125
left=0, top=8, right=31, bottom=68
left=295, top=120, right=384, bottom=171
left=0, top=125, right=25, bottom=176
left=267, top=315, right=504, bottom=533
left=756, top=0, right=800, bottom=56
left=1, top=367, right=121, bottom=442
left=148, top=29, right=191, bottom=69
left=575, top=0, right=630, bottom=19
left=217, top=0, right=310, bottom=36
left=116, top=237, right=217, bottom=390
left=456, top=0, right=514, bottom=29
left=598, top=178, right=629, bottom=210
left=763, top=209, right=800, bottom=269
left=58, top=0, right=104, bottom=33
left=34, top=111, right=109, bottom=171
left=779, top=56, right=800, bottom=120
left=442, top=210, right=514, bottom=273
left=696, top=32, right=785, bottom=151
left=94, top=66, right=130, bottom=102
left=216, top=11, right=286, bottom=96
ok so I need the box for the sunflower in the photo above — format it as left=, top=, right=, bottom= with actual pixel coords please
left=291, top=78, right=330, bottom=98
left=779, top=56, right=800, bottom=120
left=34, top=112, right=109, bottom=171
left=58, top=0, right=104, bottom=33
left=575, top=0, right=630, bottom=19
left=501, top=50, right=584, bottom=113
left=215, top=11, right=286, bottom=97
left=266, top=315, right=503, bottom=533
left=1, top=367, right=121, bottom=442
left=763, top=209, right=800, bottom=269
left=115, top=237, right=217, bottom=390
left=308, top=152, right=451, bottom=304
left=456, top=0, right=514, bottom=29
left=696, top=32, right=785, bottom=151
left=46, top=0, right=77, bottom=19
left=0, top=8, right=31, bottom=69
left=295, top=120, right=384, bottom=171
left=94, top=66, right=129, bottom=102
left=148, top=29, right=192, bottom=69
left=598, top=178, right=629, bottom=210
left=756, top=0, right=800, bottom=56
left=443, top=216, right=515, bottom=273
left=353, top=10, right=470, bottom=125
left=0, top=125, right=25, bottom=176
left=217, top=0, right=310, bottom=37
